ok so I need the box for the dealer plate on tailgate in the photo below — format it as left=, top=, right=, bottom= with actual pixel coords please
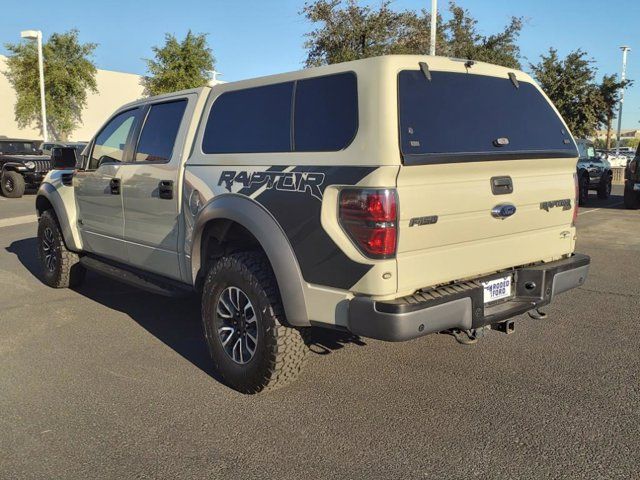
left=481, top=275, right=513, bottom=304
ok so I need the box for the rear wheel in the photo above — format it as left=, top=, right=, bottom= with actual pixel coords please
left=37, top=210, right=86, bottom=288
left=597, top=174, right=612, bottom=199
left=624, top=182, right=640, bottom=210
left=1, top=171, right=25, bottom=198
left=578, top=174, right=589, bottom=206
left=201, top=251, right=307, bottom=394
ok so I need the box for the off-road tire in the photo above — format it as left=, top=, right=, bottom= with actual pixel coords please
left=578, top=173, right=589, bottom=206
left=597, top=173, right=612, bottom=199
left=201, top=251, right=307, bottom=394
left=1, top=171, right=26, bottom=198
left=624, top=182, right=640, bottom=210
left=37, top=210, right=86, bottom=288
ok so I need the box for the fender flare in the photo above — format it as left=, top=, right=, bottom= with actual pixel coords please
left=2, top=162, right=27, bottom=173
left=190, top=194, right=309, bottom=327
left=577, top=167, right=589, bottom=183
left=36, top=182, right=83, bottom=252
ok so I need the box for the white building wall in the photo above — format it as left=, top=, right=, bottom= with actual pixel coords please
left=1, top=55, right=144, bottom=141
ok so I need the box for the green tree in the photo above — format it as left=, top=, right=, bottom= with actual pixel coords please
left=530, top=48, right=604, bottom=139
left=301, top=0, right=523, bottom=68
left=442, top=3, right=522, bottom=69
left=3, top=30, right=97, bottom=141
left=142, top=31, right=215, bottom=96
left=598, top=74, right=631, bottom=149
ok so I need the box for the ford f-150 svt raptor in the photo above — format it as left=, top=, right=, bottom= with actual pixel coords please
left=35, top=55, right=590, bottom=393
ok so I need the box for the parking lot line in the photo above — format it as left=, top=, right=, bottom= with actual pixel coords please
left=578, top=201, right=624, bottom=215
left=0, top=215, right=37, bottom=228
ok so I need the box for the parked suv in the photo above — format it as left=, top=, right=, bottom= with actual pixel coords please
left=35, top=56, right=590, bottom=393
left=624, top=144, right=640, bottom=209
left=0, top=138, right=51, bottom=198
left=575, top=139, right=612, bottom=205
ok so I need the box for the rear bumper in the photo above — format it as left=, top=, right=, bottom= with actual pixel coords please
left=347, top=253, right=590, bottom=342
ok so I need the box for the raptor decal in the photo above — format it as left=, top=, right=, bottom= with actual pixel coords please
left=219, top=170, right=326, bottom=200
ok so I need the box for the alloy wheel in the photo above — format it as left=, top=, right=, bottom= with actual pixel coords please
left=215, top=286, right=258, bottom=364
left=41, top=227, right=58, bottom=272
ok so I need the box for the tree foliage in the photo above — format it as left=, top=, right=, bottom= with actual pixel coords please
left=530, top=49, right=631, bottom=139
left=142, top=31, right=215, bottom=96
left=3, top=30, right=97, bottom=141
left=301, top=0, right=523, bottom=68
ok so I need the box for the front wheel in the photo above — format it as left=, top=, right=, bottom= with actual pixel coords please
left=1, top=171, right=26, bottom=198
left=597, top=174, right=612, bottom=199
left=37, top=210, right=86, bottom=288
left=578, top=174, right=589, bottom=206
left=201, top=251, right=307, bottom=394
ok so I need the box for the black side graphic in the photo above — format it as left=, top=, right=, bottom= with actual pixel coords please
left=253, top=166, right=376, bottom=289
left=219, top=169, right=326, bottom=200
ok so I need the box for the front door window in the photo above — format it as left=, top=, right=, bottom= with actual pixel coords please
left=88, top=109, right=138, bottom=170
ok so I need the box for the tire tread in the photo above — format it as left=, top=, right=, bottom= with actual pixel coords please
left=202, top=251, right=307, bottom=393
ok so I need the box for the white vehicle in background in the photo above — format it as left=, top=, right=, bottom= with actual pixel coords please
left=605, top=151, right=632, bottom=168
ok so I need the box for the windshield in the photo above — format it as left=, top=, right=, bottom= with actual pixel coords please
left=0, top=141, right=37, bottom=155
left=398, top=70, right=577, bottom=163
left=577, top=142, right=596, bottom=159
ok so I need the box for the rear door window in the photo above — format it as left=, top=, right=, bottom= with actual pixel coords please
left=398, top=70, right=577, bottom=163
left=202, top=82, right=294, bottom=153
left=135, top=100, right=187, bottom=163
left=294, top=72, right=358, bottom=151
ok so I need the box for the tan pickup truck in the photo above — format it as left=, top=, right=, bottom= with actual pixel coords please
left=36, top=55, right=589, bottom=393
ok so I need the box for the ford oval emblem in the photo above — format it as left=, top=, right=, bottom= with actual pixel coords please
left=491, top=203, right=517, bottom=219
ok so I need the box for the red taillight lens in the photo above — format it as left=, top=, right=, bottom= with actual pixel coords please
left=572, top=173, right=579, bottom=226
left=339, top=189, right=397, bottom=258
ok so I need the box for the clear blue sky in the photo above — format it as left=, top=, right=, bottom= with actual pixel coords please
left=1, top=0, right=639, bottom=129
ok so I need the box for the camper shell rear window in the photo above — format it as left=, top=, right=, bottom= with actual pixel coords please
left=398, top=70, right=577, bottom=164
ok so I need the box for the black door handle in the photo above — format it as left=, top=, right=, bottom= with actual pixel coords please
left=159, top=180, right=173, bottom=200
left=490, top=176, right=513, bottom=195
left=110, top=178, right=120, bottom=195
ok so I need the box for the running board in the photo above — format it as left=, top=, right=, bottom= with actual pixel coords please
left=79, top=255, right=193, bottom=298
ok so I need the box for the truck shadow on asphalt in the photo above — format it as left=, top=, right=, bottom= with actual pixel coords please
left=581, top=192, right=625, bottom=210
left=6, top=237, right=366, bottom=381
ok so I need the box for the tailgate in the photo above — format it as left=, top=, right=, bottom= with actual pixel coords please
left=396, top=158, right=576, bottom=294
left=395, top=66, right=578, bottom=295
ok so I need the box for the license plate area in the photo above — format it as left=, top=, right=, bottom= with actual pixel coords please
left=481, top=275, right=513, bottom=305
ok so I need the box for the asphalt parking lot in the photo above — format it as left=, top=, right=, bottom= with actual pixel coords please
left=0, top=187, right=638, bottom=479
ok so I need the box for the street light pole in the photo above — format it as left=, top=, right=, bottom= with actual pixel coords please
left=429, top=0, right=437, bottom=56
left=615, top=46, right=630, bottom=156
left=20, top=30, right=48, bottom=142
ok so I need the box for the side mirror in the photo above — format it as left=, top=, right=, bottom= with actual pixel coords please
left=51, top=147, right=78, bottom=170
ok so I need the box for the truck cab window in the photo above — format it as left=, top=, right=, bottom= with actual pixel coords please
left=89, top=109, right=138, bottom=170
left=135, top=100, right=187, bottom=163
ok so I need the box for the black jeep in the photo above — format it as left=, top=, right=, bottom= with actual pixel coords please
left=576, top=139, right=613, bottom=205
left=0, top=139, right=52, bottom=198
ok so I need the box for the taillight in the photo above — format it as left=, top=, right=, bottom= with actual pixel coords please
left=629, top=159, right=638, bottom=175
left=339, top=189, right=398, bottom=259
left=572, top=173, right=579, bottom=226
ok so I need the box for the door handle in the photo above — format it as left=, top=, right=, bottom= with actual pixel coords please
left=159, top=180, right=173, bottom=200
left=110, top=178, right=121, bottom=195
